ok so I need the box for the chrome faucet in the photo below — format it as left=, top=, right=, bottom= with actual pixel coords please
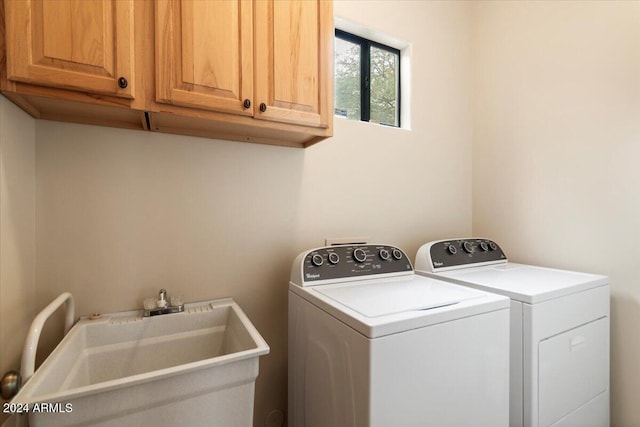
left=157, top=289, right=168, bottom=308
left=143, top=289, right=184, bottom=317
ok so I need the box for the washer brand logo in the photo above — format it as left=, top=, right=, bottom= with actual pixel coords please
left=433, top=262, right=443, bottom=267
left=306, top=273, right=320, bottom=279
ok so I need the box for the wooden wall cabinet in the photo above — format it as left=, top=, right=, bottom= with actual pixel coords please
left=253, top=0, right=332, bottom=130
left=0, top=0, right=333, bottom=148
left=155, top=0, right=254, bottom=116
left=5, top=0, right=135, bottom=99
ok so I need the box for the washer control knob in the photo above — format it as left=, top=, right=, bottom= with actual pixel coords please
left=328, top=252, right=340, bottom=265
left=392, top=248, right=403, bottom=260
left=353, top=248, right=367, bottom=263
left=489, top=241, right=498, bottom=251
left=311, top=254, right=324, bottom=267
left=479, top=241, right=489, bottom=252
left=447, top=244, right=457, bottom=255
left=463, top=241, right=474, bottom=253
left=379, top=249, right=390, bottom=260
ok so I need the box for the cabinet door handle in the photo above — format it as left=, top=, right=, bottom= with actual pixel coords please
left=118, top=77, right=128, bottom=89
left=243, top=99, right=251, bottom=109
left=259, top=103, right=267, bottom=112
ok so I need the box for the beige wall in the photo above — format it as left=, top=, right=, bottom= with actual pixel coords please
left=0, top=98, right=36, bottom=423
left=13, top=1, right=638, bottom=425
left=31, top=1, right=473, bottom=425
left=472, top=1, right=640, bottom=426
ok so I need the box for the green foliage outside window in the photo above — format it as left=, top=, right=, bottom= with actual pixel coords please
left=335, top=37, right=361, bottom=120
left=370, top=46, right=399, bottom=126
left=334, top=31, right=400, bottom=127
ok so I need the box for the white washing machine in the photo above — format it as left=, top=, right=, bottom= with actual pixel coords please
left=288, top=243, right=511, bottom=427
left=415, top=238, right=610, bottom=427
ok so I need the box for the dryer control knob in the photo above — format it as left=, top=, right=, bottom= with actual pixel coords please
left=392, top=249, right=403, bottom=260
left=463, top=241, right=474, bottom=253
left=479, top=241, right=489, bottom=252
left=447, top=244, right=457, bottom=255
left=489, top=242, right=498, bottom=251
left=379, top=249, right=390, bottom=260
left=353, top=248, right=367, bottom=263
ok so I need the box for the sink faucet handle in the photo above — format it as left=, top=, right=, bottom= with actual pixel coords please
left=143, top=298, right=157, bottom=310
left=170, top=294, right=183, bottom=307
left=157, top=289, right=168, bottom=308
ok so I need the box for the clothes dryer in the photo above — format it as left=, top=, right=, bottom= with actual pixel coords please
left=288, top=243, right=511, bottom=427
left=415, top=238, right=609, bottom=427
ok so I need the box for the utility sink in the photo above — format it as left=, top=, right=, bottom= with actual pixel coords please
left=10, top=298, right=269, bottom=427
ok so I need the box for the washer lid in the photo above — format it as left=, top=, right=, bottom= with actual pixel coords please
left=290, top=275, right=510, bottom=338
left=315, top=276, right=482, bottom=317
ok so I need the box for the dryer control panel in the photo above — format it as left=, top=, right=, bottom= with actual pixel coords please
left=295, top=244, right=413, bottom=285
left=415, top=238, right=507, bottom=272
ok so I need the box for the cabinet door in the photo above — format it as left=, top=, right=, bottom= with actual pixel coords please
left=5, top=0, right=135, bottom=99
left=254, top=0, right=333, bottom=129
left=155, top=0, right=253, bottom=116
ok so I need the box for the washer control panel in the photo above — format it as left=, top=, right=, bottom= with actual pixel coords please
left=428, top=238, right=506, bottom=270
left=301, top=244, right=412, bottom=283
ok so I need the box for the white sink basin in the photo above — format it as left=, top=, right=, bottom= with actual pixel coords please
left=10, top=298, right=269, bottom=427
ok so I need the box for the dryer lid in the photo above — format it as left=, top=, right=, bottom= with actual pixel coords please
left=315, top=276, right=482, bottom=317
left=436, top=263, right=608, bottom=303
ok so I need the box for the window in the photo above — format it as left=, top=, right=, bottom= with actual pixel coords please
left=334, top=29, right=401, bottom=127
